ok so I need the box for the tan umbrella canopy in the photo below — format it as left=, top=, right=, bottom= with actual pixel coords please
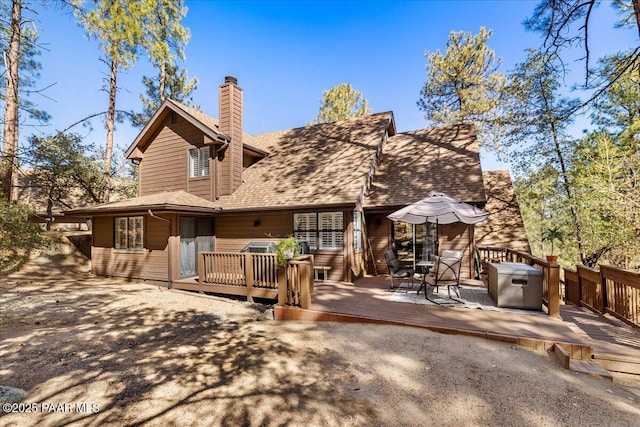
left=387, top=192, right=489, bottom=225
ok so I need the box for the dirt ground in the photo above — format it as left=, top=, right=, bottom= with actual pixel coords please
left=1, top=246, right=640, bottom=426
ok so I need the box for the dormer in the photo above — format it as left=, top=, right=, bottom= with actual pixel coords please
left=125, top=77, right=264, bottom=201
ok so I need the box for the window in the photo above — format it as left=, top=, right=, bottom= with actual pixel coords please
left=293, top=213, right=317, bottom=249
left=189, top=146, right=210, bottom=177
left=319, top=212, right=343, bottom=250
left=115, top=216, right=143, bottom=249
left=353, top=210, right=362, bottom=251
left=294, top=212, right=343, bottom=250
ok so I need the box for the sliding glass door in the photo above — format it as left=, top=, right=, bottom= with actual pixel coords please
left=392, top=221, right=437, bottom=268
left=180, top=217, right=214, bottom=278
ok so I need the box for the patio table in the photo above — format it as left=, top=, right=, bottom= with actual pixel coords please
left=415, top=260, right=434, bottom=293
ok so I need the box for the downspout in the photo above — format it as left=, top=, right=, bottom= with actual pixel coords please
left=148, top=210, right=173, bottom=288
left=214, top=139, right=230, bottom=200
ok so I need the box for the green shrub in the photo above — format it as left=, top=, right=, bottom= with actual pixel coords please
left=0, top=196, right=45, bottom=272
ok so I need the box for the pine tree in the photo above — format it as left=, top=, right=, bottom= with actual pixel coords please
left=312, top=83, right=371, bottom=124
left=417, top=27, right=506, bottom=147
left=0, top=0, right=50, bottom=202
left=131, top=0, right=198, bottom=128
left=74, top=0, right=146, bottom=202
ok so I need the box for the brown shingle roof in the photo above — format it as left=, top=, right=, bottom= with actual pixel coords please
left=364, top=124, right=486, bottom=208
left=215, top=112, right=394, bottom=211
left=66, top=190, right=221, bottom=215
left=474, top=170, right=531, bottom=252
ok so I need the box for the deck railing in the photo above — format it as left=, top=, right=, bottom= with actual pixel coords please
left=278, top=256, right=314, bottom=309
left=477, top=246, right=560, bottom=317
left=477, top=246, right=508, bottom=266
left=576, top=265, right=605, bottom=313
left=478, top=246, right=640, bottom=327
left=504, top=249, right=561, bottom=318
left=565, top=264, right=639, bottom=327
left=564, top=268, right=579, bottom=304
left=193, top=252, right=314, bottom=308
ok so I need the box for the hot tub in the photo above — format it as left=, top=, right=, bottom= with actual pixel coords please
left=487, top=262, right=543, bottom=310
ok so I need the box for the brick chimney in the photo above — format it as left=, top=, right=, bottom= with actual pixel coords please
left=218, top=75, right=243, bottom=195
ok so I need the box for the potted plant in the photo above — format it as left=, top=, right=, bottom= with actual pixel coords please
left=275, top=236, right=301, bottom=266
left=542, top=227, right=563, bottom=263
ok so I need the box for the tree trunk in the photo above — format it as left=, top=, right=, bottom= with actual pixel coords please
left=104, top=58, right=118, bottom=203
left=159, top=60, right=166, bottom=102
left=633, top=0, right=640, bottom=37
left=550, top=120, right=587, bottom=264
left=1, top=0, right=22, bottom=202
left=540, top=83, right=587, bottom=265
left=46, top=196, right=53, bottom=231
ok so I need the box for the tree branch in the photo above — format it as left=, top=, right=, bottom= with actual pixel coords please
left=58, top=109, right=135, bottom=134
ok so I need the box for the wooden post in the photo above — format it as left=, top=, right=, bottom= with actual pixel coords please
left=548, top=262, right=560, bottom=318
left=245, top=253, right=254, bottom=303
left=198, top=252, right=205, bottom=294
left=300, top=263, right=311, bottom=309
left=309, top=255, right=315, bottom=294
left=576, top=265, right=583, bottom=306
left=600, top=268, right=608, bottom=313
left=277, top=265, right=287, bottom=306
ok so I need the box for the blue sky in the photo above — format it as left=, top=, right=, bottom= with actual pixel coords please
left=27, top=1, right=636, bottom=171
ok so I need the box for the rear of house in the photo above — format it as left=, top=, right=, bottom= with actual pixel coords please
left=67, top=76, right=529, bottom=289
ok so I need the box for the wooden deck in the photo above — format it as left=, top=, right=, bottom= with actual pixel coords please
left=275, top=275, right=640, bottom=375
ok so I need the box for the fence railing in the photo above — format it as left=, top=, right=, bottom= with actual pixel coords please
left=477, top=246, right=560, bottom=317
left=479, top=246, right=639, bottom=327
left=194, top=252, right=314, bottom=308
left=477, top=246, right=508, bottom=267
left=278, top=256, right=314, bottom=309
left=565, top=264, right=639, bottom=327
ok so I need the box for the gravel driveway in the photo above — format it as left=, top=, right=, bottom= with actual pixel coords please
left=1, top=251, right=639, bottom=426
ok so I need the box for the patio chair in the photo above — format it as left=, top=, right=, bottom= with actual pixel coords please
left=441, top=249, right=462, bottom=259
left=418, top=254, right=462, bottom=302
left=384, top=250, right=414, bottom=290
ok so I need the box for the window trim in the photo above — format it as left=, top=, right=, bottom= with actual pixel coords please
left=114, top=216, right=144, bottom=250
left=189, top=146, right=210, bottom=178
left=353, top=210, right=363, bottom=251
left=293, top=211, right=344, bottom=251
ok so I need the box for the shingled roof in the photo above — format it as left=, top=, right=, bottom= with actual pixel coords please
left=364, top=124, right=486, bottom=208
left=67, top=190, right=221, bottom=215
left=215, top=112, right=395, bottom=211
left=474, top=170, right=530, bottom=252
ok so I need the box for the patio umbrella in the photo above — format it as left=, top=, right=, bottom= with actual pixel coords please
left=387, top=192, right=489, bottom=271
left=387, top=192, right=489, bottom=225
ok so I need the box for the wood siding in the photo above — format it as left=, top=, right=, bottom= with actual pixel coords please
left=91, top=210, right=354, bottom=283
left=218, top=81, right=243, bottom=195
left=215, top=211, right=347, bottom=281
left=215, top=212, right=292, bottom=252
left=187, top=176, right=211, bottom=200
left=139, top=115, right=212, bottom=198
left=91, top=215, right=169, bottom=282
left=366, top=213, right=392, bottom=275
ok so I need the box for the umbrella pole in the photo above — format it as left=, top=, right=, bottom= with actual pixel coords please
left=435, top=219, right=439, bottom=256
left=412, top=224, right=416, bottom=270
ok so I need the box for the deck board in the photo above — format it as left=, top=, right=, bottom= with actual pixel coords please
left=301, top=276, right=640, bottom=367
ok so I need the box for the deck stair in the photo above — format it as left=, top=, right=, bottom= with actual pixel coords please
left=559, top=304, right=640, bottom=376
left=553, top=343, right=612, bottom=380
left=591, top=352, right=640, bottom=376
